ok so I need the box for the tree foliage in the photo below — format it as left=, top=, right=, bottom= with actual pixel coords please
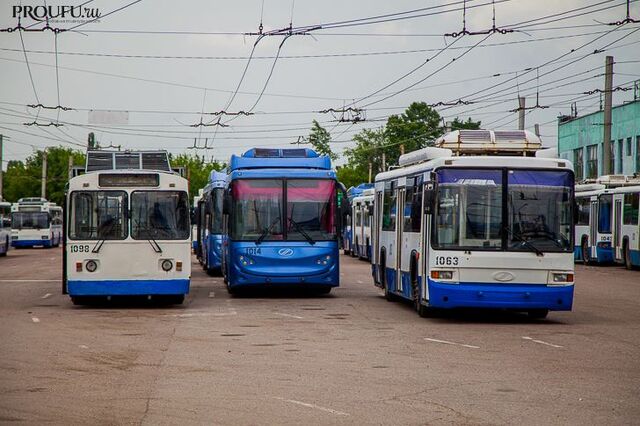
left=449, top=117, right=481, bottom=130
left=169, top=153, right=226, bottom=202
left=2, top=147, right=85, bottom=205
left=308, top=120, right=337, bottom=161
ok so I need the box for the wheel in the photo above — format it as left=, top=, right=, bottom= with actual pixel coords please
left=623, top=241, right=633, bottom=270
left=0, top=237, right=8, bottom=256
left=581, top=238, right=591, bottom=265
left=71, top=296, right=89, bottom=305
left=527, top=309, right=549, bottom=319
left=166, top=295, right=185, bottom=305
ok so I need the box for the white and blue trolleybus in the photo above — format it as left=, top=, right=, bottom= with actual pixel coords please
left=63, top=150, right=191, bottom=304
left=372, top=130, right=575, bottom=319
left=10, top=198, right=62, bottom=248
left=0, top=201, right=11, bottom=256
left=222, top=148, right=347, bottom=294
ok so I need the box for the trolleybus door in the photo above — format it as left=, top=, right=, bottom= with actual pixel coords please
left=590, top=199, right=597, bottom=258
left=395, top=185, right=406, bottom=293
left=373, top=188, right=383, bottom=283
left=614, top=197, right=623, bottom=261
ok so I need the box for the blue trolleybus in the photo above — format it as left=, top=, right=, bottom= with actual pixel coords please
left=222, top=148, right=347, bottom=294
left=372, top=130, right=576, bottom=319
left=63, top=150, right=191, bottom=304
left=197, top=171, right=227, bottom=274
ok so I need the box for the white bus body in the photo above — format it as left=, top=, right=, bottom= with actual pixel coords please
left=10, top=198, right=62, bottom=248
left=0, top=201, right=10, bottom=256
left=351, top=188, right=374, bottom=260
left=611, top=185, right=640, bottom=269
left=574, top=184, right=610, bottom=264
left=64, top=155, right=191, bottom=304
left=371, top=130, right=575, bottom=318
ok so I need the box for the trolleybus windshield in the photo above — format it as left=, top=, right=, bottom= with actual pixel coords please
left=433, top=169, right=573, bottom=252
left=131, top=191, right=190, bottom=240
left=231, top=179, right=336, bottom=242
left=69, top=191, right=128, bottom=240
left=209, top=188, right=224, bottom=234
left=11, top=212, right=49, bottom=230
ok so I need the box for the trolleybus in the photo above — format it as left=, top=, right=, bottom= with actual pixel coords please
left=11, top=198, right=62, bottom=248
left=198, top=170, right=226, bottom=274
left=63, top=150, right=191, bottom=304
left=372, top=130, right=575, bottom=319
left=342, top=183, right=373, bottom=255
left=574, top=183, right=610, bottom=264
left=222, top=148, right=347, bottom=294
left=192, top=189, right=203, bottom=253
left=351, top=187, right=374, bottom=260
left=611, top=183, right=640, bottom=269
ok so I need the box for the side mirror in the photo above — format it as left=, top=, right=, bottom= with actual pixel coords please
left=424, top=182, right=435, bottom=214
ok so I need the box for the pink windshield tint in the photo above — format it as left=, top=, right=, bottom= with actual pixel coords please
left=232, top=179, right=282, bottom=198
left=287, top=180, right=336, bottom=234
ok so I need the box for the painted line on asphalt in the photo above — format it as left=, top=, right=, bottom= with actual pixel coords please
left=79, top=345, right=89, bottom=349
left=208, top=291, right=215, bottom=298
left=275, top=312, right=304, bottom=319
left=424, top=337, right=479, bottom=349
left=31, top=317, right=40, bottom=323
left=274, top=397, right=349, bottom=416
left=41, top=293, right=52, bottom=299
left=522, top=336, right=563, bottom=348
left=357, top=280, right=363, bottom=284
left=0, top=279, right=59, bottom=282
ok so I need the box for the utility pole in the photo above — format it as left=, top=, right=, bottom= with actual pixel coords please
left=67, top=155, right=73, bottom=179
left=368, top=162, right=372, bottom=183
left=518, top=97, right=526, bottom=130
left=381, top=151, right=386, bottom=172
left=603, top=55, right=613, bottom=175
left=0, top=134, right=3, bottom=201
left=41, top=149, right=47, bottom=199
left=399, top=144, right=405, bottom=156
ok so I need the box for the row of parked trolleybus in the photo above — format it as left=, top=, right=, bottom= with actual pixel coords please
left=51, top=129, right=638, bottom=318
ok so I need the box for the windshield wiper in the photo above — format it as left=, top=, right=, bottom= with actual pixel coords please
left=256, top=217, right=280, bottom=245
left=134, top=219, right=163, bottom=253
left=92, top=220, right=116, bottom=253
left=503, top=225, right=544, bottom=257
left=288, top=218, right=315, bottom=245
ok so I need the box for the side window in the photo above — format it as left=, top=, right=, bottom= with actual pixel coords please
left=576, top=197, right=590, bottom=226
left=623, top=193, right=639, bottom=225
left=410, top=176, right=423, bottom=233
left=382, top=181, right=396, bottom=231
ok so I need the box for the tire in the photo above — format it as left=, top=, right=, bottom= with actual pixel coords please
left=315, top=286, right=332, bottom=295
left=527, top=309, right=549, bottom=319
left=581, top=238, right=591, bottom=265
left=0, top=237, right=8, bottom=257
left=166, top=295, right=185, bottom=305
left=623, top=240, right=633, bottom=270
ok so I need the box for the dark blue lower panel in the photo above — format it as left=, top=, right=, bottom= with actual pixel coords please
left=596, top=246, right=614, bottom=263
left=630, top=249, right=640, bottom=267
left=12, top=239, right=51, bottom=248
left=427, top=278, right=573, bottom=311
left=67, top=279, right=190, bottom=296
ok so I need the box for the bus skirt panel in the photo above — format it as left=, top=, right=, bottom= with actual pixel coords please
left=426, top=278, right=574, bottom=311
left=12, top=239, right=51, bottom=248
left=67, top=279, right=190, bottom=296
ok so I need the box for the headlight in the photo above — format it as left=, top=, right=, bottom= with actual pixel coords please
left=161, top=259, right=173, bottom=272
left=85, top=260, right=98, bottom=273
left=316, top=255, right=331, bottom=265
left=238, top=255, right=254, bottom=266
left=552, top=273, right=574, bottom=283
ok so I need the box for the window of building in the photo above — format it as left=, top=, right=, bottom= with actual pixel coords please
left=636, top=136, right=640, bottom=173
left=573, top=148, right=584, bottom=181
left=586, top=145, right=598, bottom=178
left=623, top=193, right=639, bottom=225
left=610, top=141, right=615, bottom=174
left=617, top=139, right=623, bottom=173
left=626, top=137, right=632, bottom=156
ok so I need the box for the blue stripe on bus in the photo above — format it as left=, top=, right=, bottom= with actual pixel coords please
left=595, top=246, right=614, bottom=263
left=67, top=279, right=190, bottom=296
left=426, top=278, right=573, bottom=310
left=12, top=239, right=52, bottom=247
left=630, top=249, right=640, bottom=267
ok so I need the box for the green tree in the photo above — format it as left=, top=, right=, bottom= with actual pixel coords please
left=344, top=127, right=388, bottom=180
left=169, top=153, right=226, bottom=202
left=336, top=164, right=369, bottom=189
left=308, top=120, right=337, bottom=161
left=449, top=117, right=481, bottom=130
left=2, top=147, right=85, bottom=205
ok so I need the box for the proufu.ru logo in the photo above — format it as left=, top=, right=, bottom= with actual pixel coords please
left=12, top=5, right=101, bottom=23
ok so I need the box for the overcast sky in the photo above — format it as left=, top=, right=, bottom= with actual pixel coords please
left=1, top=0, right=639, bottom=167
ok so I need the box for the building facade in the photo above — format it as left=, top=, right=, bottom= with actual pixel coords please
left=558, top=99, right=640, bottom=181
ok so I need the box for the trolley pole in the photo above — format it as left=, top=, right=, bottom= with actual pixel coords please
left=41, top=148, right=47, bottom=199
left=534, top=124, right=540, bottom=137
left=518, top=97, right=526, bottom=130
left=603, top=55, right=613, bottom=175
